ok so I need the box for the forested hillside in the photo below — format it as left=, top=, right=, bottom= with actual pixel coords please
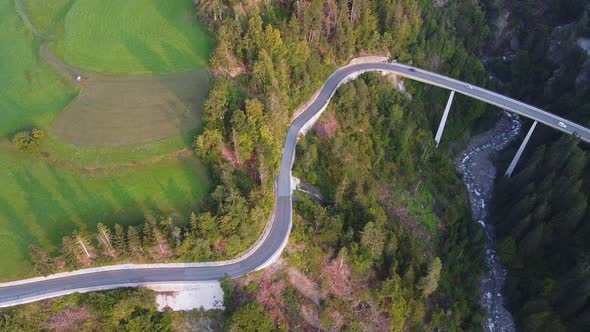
left=194, top=1, right=497, bottom=330
left=494, top=137, right=588, bottom=331
left=292, top=74, right=485, bottom=330
left=194, top=0, right=493, bottom=266
left=490, top=0, right=590, bottom=330
left=219, top=74, right=485, bottom=331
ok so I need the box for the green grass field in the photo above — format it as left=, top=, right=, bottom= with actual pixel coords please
left=0, top=1, right=76, bottom=139
left=0, top=0, right=212, bottom=280
left=0, top=149, right=209, bottom=280
left=25, top=0, right=211, bottom=74
left=42, top=133, right=196, bottom=166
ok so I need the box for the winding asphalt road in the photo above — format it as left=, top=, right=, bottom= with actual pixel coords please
left=1, top=60, right=589, bottom=308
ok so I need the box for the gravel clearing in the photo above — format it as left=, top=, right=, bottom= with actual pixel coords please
left=148, top=282, right=224, bottom=312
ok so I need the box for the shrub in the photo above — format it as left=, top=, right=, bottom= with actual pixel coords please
left=12, top=128, right=44, bottom=153
left=229, top=301, right=274, bottom=332
left=243, top=281, right=260, bottom=294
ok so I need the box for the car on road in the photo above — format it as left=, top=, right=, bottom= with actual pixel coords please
left=408, top=68, right=416, bottom=72
left=465, top=84, right=474, bottom=90
left=558, top=121, right=567, bottom=128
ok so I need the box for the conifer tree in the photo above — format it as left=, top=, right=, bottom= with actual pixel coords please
left=96, top=223, right=115, bottom=257
left=113, top=223, right=127, bottom=255
left=61, top=235, right=81, bottom=268
left=127, top=226, right=143, bottom=258
left=28, top=245, right=53, bottom=276
left=418, top=257, right=442, bottom=297
left=142, top=224, right=156, bottom=249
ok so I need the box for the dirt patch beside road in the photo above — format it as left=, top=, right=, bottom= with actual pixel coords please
left=287, top=267, right=321, bottom=305
left=45, top=306, right=91, bottom=331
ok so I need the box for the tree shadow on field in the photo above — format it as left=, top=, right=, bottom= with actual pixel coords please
left=46, top=167, right=108, bottom=229
left=157, top=68, right=209, bottom=137
left=150, top=182, right=190, bottom=224
left=151, top=0, right=208, bottom=60
left=0, top=95, right=38, bottom=139
left=69, top=174, right=125, bottom=229
left=153, top=177, right=185, bottom=213
left=0, top=195, right=36, bottom=257
left=11, top=168, right=71, bottom=244
left=179, top=156, right=211, bottom=206
left=142, top=196, right=165, bottom=219
left=161, top=39, right=210, bottom=122
left=121, top=32, right=170, bottom=74
left=106, top=180, right=145, bottom=227
left=111, top=182, right=168, bottom=226
left=161, top=40, right=191, bottom=70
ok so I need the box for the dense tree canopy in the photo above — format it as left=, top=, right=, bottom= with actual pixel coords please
left=290, top=74, right=486, bottom=330
left=494, top=137, right=589, bottom=330
left=489, top=0, right=590, bottom=329
left=228, top=301, right=274, bottom=332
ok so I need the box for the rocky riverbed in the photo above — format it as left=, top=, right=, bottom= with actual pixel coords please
left=456, top=112, right=522, bottom=332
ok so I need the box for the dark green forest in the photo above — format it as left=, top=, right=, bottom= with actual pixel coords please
left=494, top=137, right=589, bottom=331
left=490, top=0, right=590, bottom=330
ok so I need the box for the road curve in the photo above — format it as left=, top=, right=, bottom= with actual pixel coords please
left=1, top=60, right=589, bottom=308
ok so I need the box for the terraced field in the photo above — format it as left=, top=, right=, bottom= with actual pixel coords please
left=0, top=0, right=211, bottom=280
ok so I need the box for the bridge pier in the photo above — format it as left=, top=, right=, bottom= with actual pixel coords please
left=435, top=91, right=455, bottom=147
left=505, top=121, right=537, bottom=177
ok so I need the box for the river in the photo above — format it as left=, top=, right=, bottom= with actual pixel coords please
left=456, top=112, right=522, bottom=332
